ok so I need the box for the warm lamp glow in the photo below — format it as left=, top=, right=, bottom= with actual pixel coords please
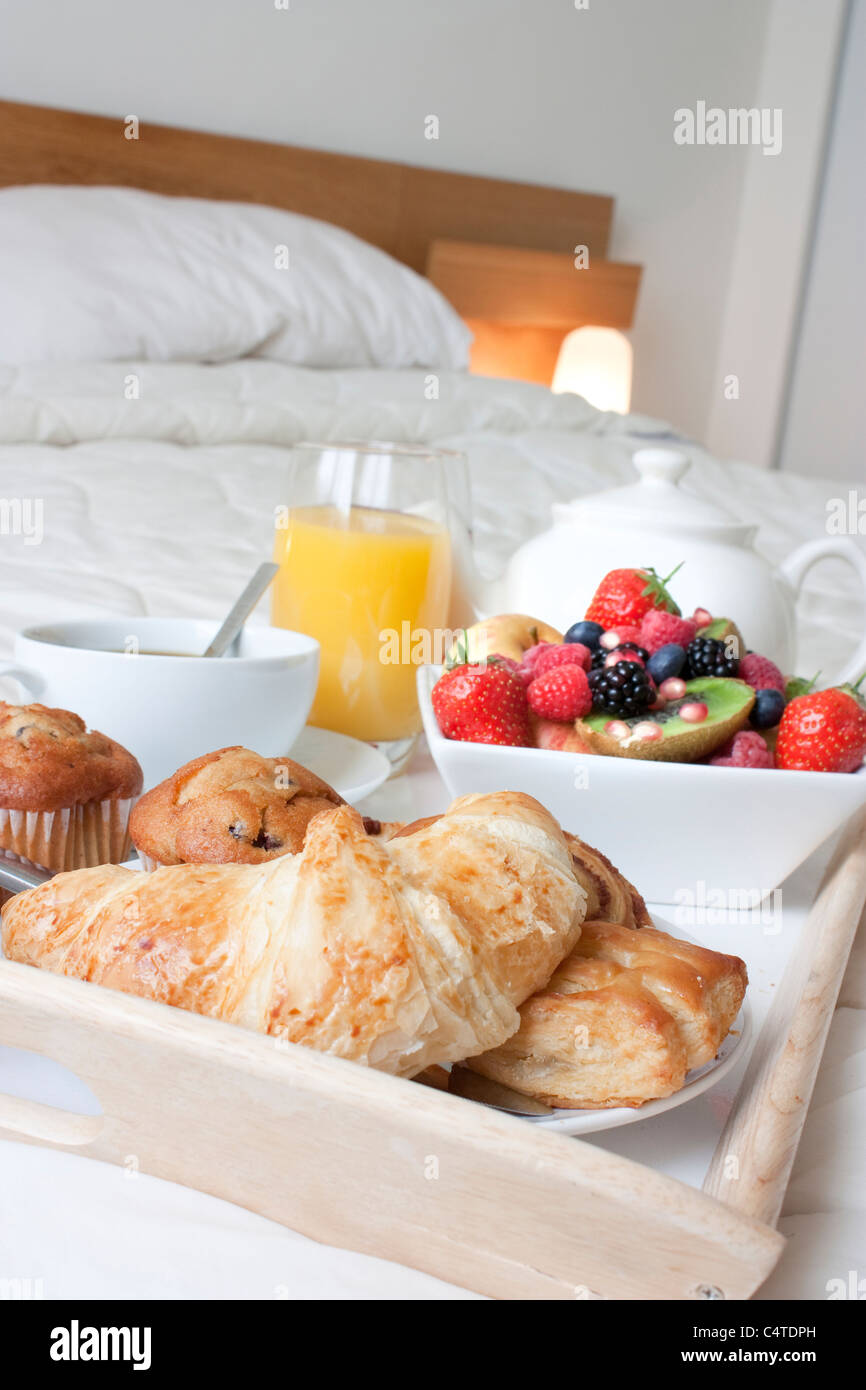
left=551, top=327, right=633, bottom=413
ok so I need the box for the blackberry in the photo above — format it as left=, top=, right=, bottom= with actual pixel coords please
left=615, top=641, right=650, bottom=661
left=684, top=636, right=739, bottom=679
left=591, top=640, right=648, bottom=670
left=589, top=660, right=654, bottom=717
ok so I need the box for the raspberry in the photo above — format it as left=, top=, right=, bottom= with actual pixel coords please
left=708, top=731, right=774, bottom=768
left=739, top=652, right=785, bottom=692
left=639, top=609, right=697, bottom=655
left=522, top=641, right=558, bottom=672
left=533, top=643, right=591, bottom=675
left=527, top=665, right=592, bottom=721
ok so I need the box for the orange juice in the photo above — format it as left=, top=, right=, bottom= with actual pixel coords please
left=272, top=505, right=451, bottom=741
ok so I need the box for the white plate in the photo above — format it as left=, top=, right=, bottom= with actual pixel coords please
left=510, top=915, right=752, bottom=1135
left=289, top=725, right=390, bottom=802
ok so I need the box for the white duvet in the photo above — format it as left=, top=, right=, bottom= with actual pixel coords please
left=0, top=360, right=861, bottom=679
left=0, top=358, right=864, bottom=1300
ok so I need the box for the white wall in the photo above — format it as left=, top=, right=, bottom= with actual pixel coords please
left=778, top=0, right=866, bottom=480
left=704, top=0, right=848, bottom=472
left=0, top=0, right=785, bottom=445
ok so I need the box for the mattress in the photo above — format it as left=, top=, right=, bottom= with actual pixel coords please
left=0, top=358, right=864, bottom=1299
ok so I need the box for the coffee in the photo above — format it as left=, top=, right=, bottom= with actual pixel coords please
left=108, top=649, right=201, bottom=658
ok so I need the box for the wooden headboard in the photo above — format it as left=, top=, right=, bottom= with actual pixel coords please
left=0, top=100, right=614, bottom=268
left=0, top=100, right=641, bottom=384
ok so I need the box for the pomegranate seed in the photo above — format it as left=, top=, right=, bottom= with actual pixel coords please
left=632, top=720, right=664, bottom=741
left=680, top=701, right=709, bottom=723
left=693, top=607, right=712, bottom=627
left=658, top=677, right=687, bottom=700
left=604, top=720, right=631, bottom=740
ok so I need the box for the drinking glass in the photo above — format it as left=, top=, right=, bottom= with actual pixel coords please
left=271, top=441, right=470, bottom=773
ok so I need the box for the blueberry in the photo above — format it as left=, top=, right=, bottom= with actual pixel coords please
left=565, top=620, right=604, bottom=649
left=647, top=643, right=686, bottom=684
left=751, top=687, right=785, bottom=730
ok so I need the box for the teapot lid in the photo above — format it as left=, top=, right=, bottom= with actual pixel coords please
left=556, top=448, right=753, bottom=540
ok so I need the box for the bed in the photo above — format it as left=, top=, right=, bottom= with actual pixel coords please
left=0, top=101, right=864, bottom=1301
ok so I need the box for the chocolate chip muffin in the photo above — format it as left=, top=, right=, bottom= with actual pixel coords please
left=0, top=702, right=143, bottom=873
left=129, top=746, right=347, bottom=868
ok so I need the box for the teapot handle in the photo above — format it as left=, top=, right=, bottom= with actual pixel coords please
left=778, top=537, right=866, bottom=686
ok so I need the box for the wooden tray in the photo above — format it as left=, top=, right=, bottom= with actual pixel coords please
left=1, top=808, right=864, bottom=1301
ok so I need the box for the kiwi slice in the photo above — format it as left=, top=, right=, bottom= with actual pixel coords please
left=576, top=677, right=755, bottom=762
left=697, top=617, right=745, bottom=662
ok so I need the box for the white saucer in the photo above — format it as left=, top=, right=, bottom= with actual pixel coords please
left=289, top=725, right=391, bottom=802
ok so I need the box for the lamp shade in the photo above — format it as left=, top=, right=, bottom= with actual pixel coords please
left=551, top=327, right=633, bottom=413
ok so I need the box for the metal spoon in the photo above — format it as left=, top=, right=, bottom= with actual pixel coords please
left=202, top=562, right=280, bottom=658
left=0, top=856, right=51, bottom=894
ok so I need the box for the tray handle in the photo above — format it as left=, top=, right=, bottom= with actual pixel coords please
left=0, top=1090, right=103, bottom=1147
left=704, top=806, right=866, bottom=1226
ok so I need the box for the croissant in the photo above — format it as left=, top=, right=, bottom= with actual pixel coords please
left=1, top=791, right=584, bottom=1077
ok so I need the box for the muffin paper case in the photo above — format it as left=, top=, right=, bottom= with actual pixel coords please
left=0, top=795, right=137, bottom=874
left=135, top=851, right=162, bottom=872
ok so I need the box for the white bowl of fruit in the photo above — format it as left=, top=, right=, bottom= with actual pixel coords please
left=418, top=565, right=866, bottom=904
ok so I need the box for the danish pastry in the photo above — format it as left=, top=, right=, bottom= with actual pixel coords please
left=465, top=919, right=747, bottom=1108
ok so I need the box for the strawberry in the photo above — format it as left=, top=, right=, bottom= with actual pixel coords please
left=585, top=564, right=682, bottom=629
left=785, top=672, right=819, bottom=702
left=532, top=643, right=591, bottom=675
left=432, top=663, right=531, bottom=746
left=527, top=665, right=592, bottom=721
left=775, top=680, right=866, bottom=773
left=486, top=652, right=522, bottom=674
left=639, top=609, right=697, bottom=655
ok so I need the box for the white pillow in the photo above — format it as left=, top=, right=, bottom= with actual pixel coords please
left=0, top=185, right=471, bottom=370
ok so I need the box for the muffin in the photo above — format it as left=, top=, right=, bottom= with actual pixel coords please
left=130, top=746, right=348, bottom=868
left=0, top=702, right=143, bottom=874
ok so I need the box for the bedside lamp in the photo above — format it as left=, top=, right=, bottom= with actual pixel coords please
left=551, top=326, right=633, bottom=413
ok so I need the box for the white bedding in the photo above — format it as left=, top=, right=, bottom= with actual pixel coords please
left=0, top=358, right=864, bottom=1301
left=0, top=360, right=861, bottom=679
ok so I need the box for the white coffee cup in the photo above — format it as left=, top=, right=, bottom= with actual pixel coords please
left=0, top=618, right=319, bottom=791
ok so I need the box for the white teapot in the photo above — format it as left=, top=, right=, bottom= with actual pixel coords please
left=496, top=448, right=866, bottom=682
